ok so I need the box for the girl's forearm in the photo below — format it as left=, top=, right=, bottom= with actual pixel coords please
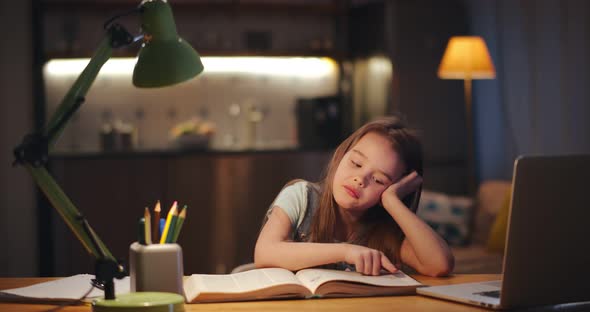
left=254, top=241, right=348, bottom=271
left=383, top=196, right=454, bottom=274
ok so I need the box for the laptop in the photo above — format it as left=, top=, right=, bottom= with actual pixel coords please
left=417, top=154, right=590, bottom=310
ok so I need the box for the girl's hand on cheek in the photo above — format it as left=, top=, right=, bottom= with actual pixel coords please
left=382, top=171, right=423, bottom=203
left=343, top=244, right=398, bottom=276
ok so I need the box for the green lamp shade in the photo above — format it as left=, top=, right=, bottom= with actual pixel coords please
left=133, top=38, right=204, bottom=88
left=132, top=0, right=203, bottom=88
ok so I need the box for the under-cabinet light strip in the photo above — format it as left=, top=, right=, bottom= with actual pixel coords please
left=45, top=57, right=337, bottom=78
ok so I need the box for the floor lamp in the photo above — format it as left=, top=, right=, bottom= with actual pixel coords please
left=438, top=36, right=495, bottom=195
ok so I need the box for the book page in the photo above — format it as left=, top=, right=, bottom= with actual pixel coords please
left=0, top=274, right=130, bottom=302
left=295, top=269, right=421, bottom=294
left=186, top=268, right=303, bottom=294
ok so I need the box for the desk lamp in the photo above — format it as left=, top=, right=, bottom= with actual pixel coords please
left=13, top=0, right=203, bottom=311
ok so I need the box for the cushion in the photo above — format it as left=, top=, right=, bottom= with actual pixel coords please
left=471, top=180, right=512, bottom=245
left=417, top=190, right=473, bottom=246
left=486, top=189, right=511, bottom=253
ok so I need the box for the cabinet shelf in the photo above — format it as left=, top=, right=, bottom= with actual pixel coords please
left=45, top=49, right=344, bottom=60
left=41, top=0, right=346, bottom=17
left=42, top=0, right=348, bottom=59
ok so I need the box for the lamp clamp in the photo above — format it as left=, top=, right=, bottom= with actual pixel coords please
left=93, top=258, right=127, bottom=300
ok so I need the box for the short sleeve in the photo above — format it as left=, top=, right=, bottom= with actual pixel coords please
left=270, top=181, right=309, bottom=229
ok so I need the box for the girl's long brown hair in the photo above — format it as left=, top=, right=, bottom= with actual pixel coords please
left=308, top=115, right=423, bottom=267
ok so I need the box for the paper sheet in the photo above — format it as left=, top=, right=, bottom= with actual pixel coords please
left=0, top=274, right=130, bottom=301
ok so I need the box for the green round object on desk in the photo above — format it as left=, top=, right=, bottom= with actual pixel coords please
left=92, top=292, right=184, bottom=312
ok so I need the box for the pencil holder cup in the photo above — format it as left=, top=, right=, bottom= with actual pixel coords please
left=129, top=242, right=184, bottom=296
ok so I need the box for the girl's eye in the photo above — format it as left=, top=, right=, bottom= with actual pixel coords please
left=351, top=160, right=361, bottom=168
left=373, top=177, right=384, bottom=185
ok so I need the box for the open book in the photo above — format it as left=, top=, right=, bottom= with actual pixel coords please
left=0, top=274, right=130, bottom=304
left=183, top=268, right=421, bottom=303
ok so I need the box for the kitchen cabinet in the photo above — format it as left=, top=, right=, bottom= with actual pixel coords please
left=50, top=150, right=331, bottom=275
left=40, top=0, right=347, bottom=59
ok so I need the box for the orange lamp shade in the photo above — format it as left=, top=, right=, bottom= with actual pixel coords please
left=438, top=36, right=496, bottom=80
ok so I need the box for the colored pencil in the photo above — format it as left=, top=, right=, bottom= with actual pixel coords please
left=159, top=201, right=178, bottom=244
left=159, top=218, right=165, bottom=242
left=144, top=207, right=152, bottom=244
left=165, top=207, right=180, bottom=243
left=138, top=218, right=146, bottom=245
left=171, top=205, right=187, bottom=243
left=153, top=200, right=161, bottom=243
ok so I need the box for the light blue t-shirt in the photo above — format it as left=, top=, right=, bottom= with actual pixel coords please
left=266, top=180, right=319, bottom=242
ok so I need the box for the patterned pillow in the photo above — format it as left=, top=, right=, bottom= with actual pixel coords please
left=416, top=190, right=474, bottom=246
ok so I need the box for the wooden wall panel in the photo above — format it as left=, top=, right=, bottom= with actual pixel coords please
left=50, top=151, right=331, bottom=276
left=165, top=155, right=217, bottom=274
left=51, top=156, right=166, bottom=276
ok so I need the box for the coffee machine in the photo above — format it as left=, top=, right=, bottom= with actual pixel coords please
left=296, top=96, right=343, bottom=149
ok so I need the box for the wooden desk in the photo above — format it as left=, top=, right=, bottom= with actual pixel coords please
left=0, top=274, right=499, bottom=311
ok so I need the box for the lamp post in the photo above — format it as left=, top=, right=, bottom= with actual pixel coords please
left=13, top=1, right=203, bottom=311
left=438, top=36, right=495, bottom=195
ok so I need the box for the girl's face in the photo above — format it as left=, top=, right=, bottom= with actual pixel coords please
left=332, top=132, right=406, bottom=215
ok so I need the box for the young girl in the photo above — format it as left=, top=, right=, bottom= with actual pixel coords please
left=254, top=116, right=454, bottom=277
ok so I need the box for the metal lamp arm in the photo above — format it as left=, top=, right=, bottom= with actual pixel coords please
left=29, top=24, right=136, bottom=261
left=27, top=165, right=114, bottom=260
left=45, top=24, right=135, bottom=148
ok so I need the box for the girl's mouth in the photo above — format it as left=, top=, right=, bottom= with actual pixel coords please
left=343, top=185, right=359, bottom=199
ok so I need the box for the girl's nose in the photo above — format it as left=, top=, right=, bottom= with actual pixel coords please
left=353, top=177, right=364, bottom=187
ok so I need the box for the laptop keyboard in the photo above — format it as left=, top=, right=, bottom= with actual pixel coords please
left=482, top=280, right=502, bottom=287
left=474, top=290, right=501, bottom=298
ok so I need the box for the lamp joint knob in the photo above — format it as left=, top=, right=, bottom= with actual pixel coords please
left=13, top=133, right=49, bottom=168
left=108, top=23, right=134, bottom=49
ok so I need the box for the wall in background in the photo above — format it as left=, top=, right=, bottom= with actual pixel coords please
left=468, top=0, right=590, bottom=181
left=351, top=55, right=393, bottom=129
left=385, top=0, right=471, bottom=195
left=0, top=1, right=37, bottom=276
